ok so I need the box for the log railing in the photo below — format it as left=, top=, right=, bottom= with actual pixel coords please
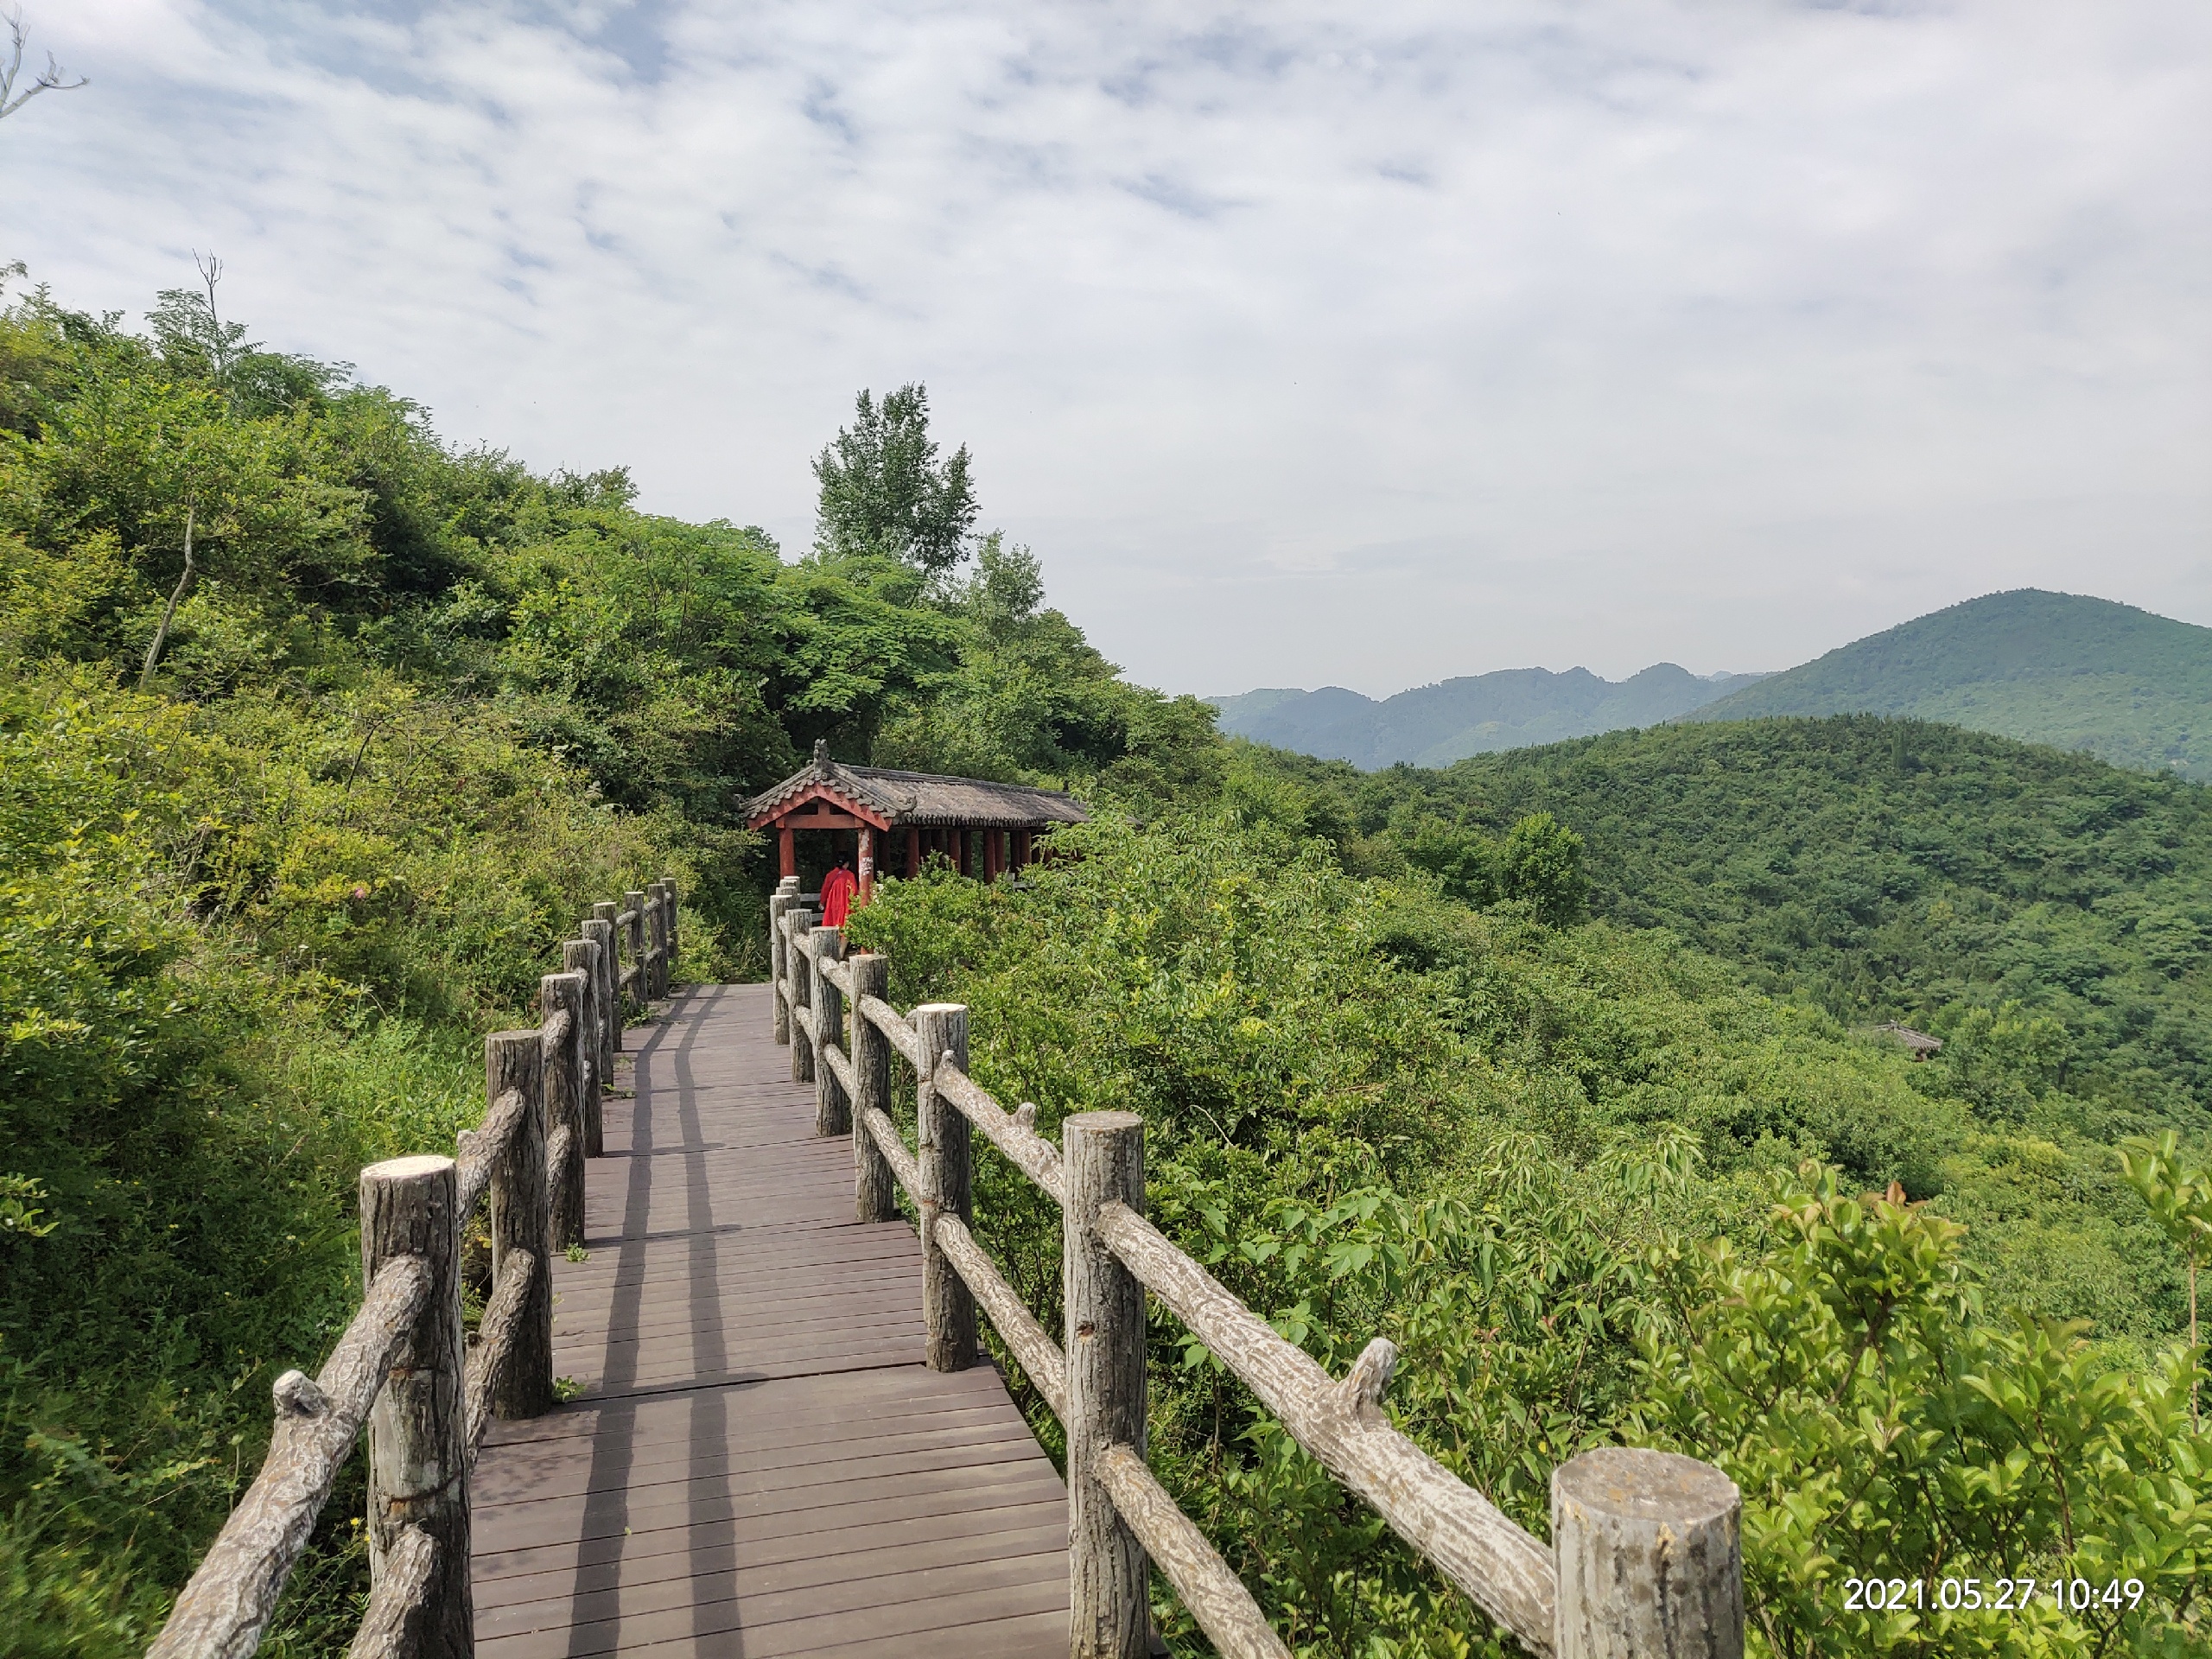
left=147, top=876, right=683, bottom=1659
left=766, top=874, right=1745, bottom=1659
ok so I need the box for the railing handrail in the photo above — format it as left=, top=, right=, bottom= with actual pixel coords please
left=771, top=886, right=1745, bottom=1659
left=149, top=874, right=682, bottom=1659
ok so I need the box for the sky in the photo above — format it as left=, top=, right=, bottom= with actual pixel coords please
left=8, top=0, right=2209, bottom=696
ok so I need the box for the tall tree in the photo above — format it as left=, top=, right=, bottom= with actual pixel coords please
left=811, top=384, right=977, bottom=575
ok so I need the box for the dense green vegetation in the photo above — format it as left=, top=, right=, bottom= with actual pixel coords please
left=0, top=271, right=1213, bottom=1656
left=852, top=819, right=2209, bottom=1656
left=1689, top=589, right=2212, bottom=781
left=1231, top=722, right=2212, bottom=1340
left=3, top=262, right=2207, bottom=1658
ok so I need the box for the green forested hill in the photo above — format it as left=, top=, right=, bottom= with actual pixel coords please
left=4, top=268, right=2209, bottom=1658
left=1262, top=717, right=2212, bottom=1124
left=1688, top=588, right=2212, bottom=779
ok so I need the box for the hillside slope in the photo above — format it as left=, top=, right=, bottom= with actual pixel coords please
left=1210, top=663, right=1762, bottom=767
left=1688, top=588, right=2212, bottom=779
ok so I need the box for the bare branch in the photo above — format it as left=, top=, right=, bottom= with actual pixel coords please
left=1, top=5, right=89, bottom=123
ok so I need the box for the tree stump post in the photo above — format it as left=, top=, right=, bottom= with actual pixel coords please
left=485, top=1031, right=554, bottom=1418
left=810, top=926, right=849, bottom=1135
left=915, top=1004, right=976, bottom=1372
left=623, top=890, right=647, bottom=1012
left=563, top=938, right=606, bottom=1159
left=359, top=1154, right=470, bottom=1659
left=787, top=912, right=817, bottom=1084
left=848, top=953, right=897, bottom=1223
left=542, top=971, right=588, bottom=1251
left=769, top=892, right=795, bottom=1043
left=660, top=873, right=680, bottom=977
left=590, top=903, right=620, bottom=1055
left=1552, top=1448, right=1744, bottom=1659
left=1064, top=1109, right=1148, bottom=1659
left=646, top=881, right=671, bottom=1000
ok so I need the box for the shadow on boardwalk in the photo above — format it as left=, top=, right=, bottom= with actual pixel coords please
left=471, top=983, right=1070, bottom=1658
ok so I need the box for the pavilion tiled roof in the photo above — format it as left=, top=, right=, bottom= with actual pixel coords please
left=744, top=743, right=1090, bottom=831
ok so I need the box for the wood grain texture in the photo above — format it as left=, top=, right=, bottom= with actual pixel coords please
left=857, top=994, right=924, bottom=1071
left=146, top=1257, right=431, bottom=1659
left=809, top=927, right=849, bottom=1136
left=1553, top=1449, right=1742, bottom=1659
left=1064, top=1113, right=1148, bottom=1659
left=931, top=1062, right=1065, bottom=1204
left=622, top=891, right=647, bottom=1012
left=768, top=893, right=794, bottom=1043
left=542, top=973, right=588, bottom=1251
left=1095, top=1204, right=1559, bottom=1653
left=914, top=1004, right=976, bottom=1374
left=785, top=911, right=817, bottom=1084
left=822, top=1038, right=857, bottom=1103
left=456, top=1088, right=527, bottom=1221
left=863, top=1106, right=924, bottom=1201
left=849, top=956, right=898, bottom=1224
left=1093, top=1444, right=1287, bottom=1659
left=486, top=1033, right=554, bottom=1421
left=346, top=1524, right=436, bottom=1659
left=467, top=982, right=1067, bottom=1658
left=564, top=938, right=607, bottom=1159
left=361, top=1155, right=471, bottom=1659
left=933, top=1214, right=1065, bottom=1421
left=467, top=1249, right=540, bottom=1465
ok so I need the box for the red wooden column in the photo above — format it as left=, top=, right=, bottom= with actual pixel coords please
left=984, top=828, right=1003, bottom=881
left=779, top=823, right=796, bottom=879
left=954, top=826, right=970, bottom=876
left=906, top=824, right=922, bottom=877
left=1014, top=828, right=1033, bottom=868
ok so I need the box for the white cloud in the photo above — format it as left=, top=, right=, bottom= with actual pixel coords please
left=10, top=0, right=2209, bottom=693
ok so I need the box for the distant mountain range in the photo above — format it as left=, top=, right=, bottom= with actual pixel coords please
left=1683, top=589, right=2212, bottom=780
left=1208, top=664, right=1766, bottom=769
left=1211, top=589, right=2212, bottom=779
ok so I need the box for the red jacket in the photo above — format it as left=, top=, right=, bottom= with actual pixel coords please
left=820, top=866, right=859, bottom=928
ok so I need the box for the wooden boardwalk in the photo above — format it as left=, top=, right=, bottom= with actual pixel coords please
left=471, top=983, right=1071, bottom=1658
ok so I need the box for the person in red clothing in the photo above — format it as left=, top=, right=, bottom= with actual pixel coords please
left=819, top=855, right=860, bottom=928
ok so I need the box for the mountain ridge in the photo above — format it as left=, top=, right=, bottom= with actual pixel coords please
left=1208, top=663, right=1764, bottom=769
left=1683, top=588, right=2212, bottom=780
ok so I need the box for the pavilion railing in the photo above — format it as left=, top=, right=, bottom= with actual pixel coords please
left=146, top=880, right=680, bottom=1659
left=769, top=875, right=1745, bottom=1659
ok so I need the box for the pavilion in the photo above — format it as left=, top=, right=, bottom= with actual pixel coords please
left=743, top=740, right=1089, bottom=903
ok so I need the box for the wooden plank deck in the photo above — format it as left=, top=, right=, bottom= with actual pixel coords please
left=473, top=982, right=1070, bottom=1658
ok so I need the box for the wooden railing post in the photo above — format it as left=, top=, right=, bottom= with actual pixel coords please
left=542, top=971, right=588, bottom=1251
left=915, top=1004, right=976, bottom=1373
left=623, top=890, right=647, bottom=1010
left=647, top=881, right=671, bottom=999
left=849, top=953, right=897, bottom=1223
left=590, top=902, right=620, bottom=1053
left=787, top=911, right=817, bottom=1084
left=810, top=926, right=849, bottom=1135
left=660, top=873, right=680, bottom=978
left=485, top=1032, right=554, bottom=1418
left=563, top=938, right=606, bottom=1159
left=769, top=889, right=796, bottom=1043
left=1065, top=1109, right=1148, bottom=1659
left=1553, top=1449, right=1743, bottom=1659
left=359, top=1154, right=469, bottom=1659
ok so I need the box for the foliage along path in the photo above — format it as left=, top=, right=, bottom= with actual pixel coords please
left=467, top=983, right=1070, bottom=1657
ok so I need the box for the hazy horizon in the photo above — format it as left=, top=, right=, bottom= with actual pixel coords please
left=13, top=2, right=2209, bottom=697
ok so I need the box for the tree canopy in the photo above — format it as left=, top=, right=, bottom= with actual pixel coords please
left=810, top=381, right=979, bottom=574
